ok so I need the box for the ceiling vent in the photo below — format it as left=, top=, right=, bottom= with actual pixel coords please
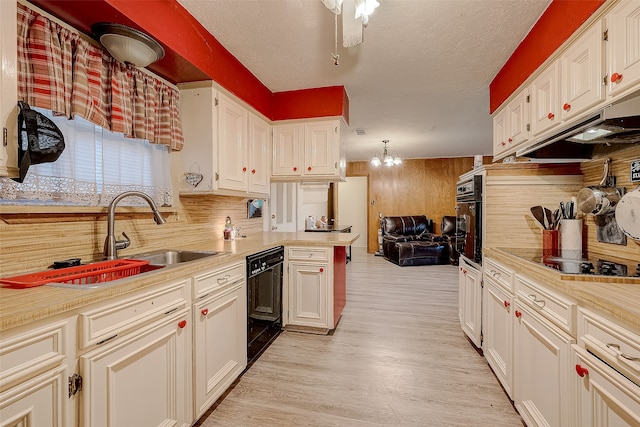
left=354, top=128, right=366, bottom=136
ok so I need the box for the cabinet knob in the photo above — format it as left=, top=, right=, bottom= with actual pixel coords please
left=515, top=310, right=522, bottom=318
left=320, top=267, right=324, bottom=273
left=251, top=169, right=256, bottom=174
left=547, top=112, right=555, bottom=120
left=508, top=138, right=513, bottom=143
left=611, top=73, right=623, bottom=83
left=307, top=166, right=312, bottom=171
left=293, top=167, right=297, bottom=172
left=463, top=269, right=467, bottom=275
left=501, top=141, right=506, bottom=146
left=201, top=308, right=208, bottom=316
left=575, top=364, right=589, bottom=377
left=178, top=320, right=187, bottom=329
left=503, top=300, right=510, bottom=308
left=242, top=167, right=247, bottom=172
left=563, top=103, right=571, bottom=111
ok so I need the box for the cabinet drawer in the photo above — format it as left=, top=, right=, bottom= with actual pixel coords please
left=515, top=275, right=576, bottom=336
left=193, top=261, right=245, bottom=298
left=577, top=308, right=640, bottom=386
left=79, top=278, right=189, bottom=349
left=0, top=320, right=68, bottom=391
left=288, top=246, right=330, bottom=262
left=484, top=257, right=514, bottom=293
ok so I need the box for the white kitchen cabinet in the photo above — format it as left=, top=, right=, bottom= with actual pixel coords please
left=0, top=0, right=19, bottom=178
left=217, top=92, right=248, bottom=192
left=606, top=0, right=640, bottom=99
left=179, top=82, right=270, bottom=197
left=80, top=308, right=192, bottom=427
left=272, top=120, right=342, bottom=181
left=561, top=20, right=606, bottom=121
left=514, top=275, right=576, bottom=427
left=458, top=256, right=482, bottom=348
left=192, top=263, right=247, bottom=420
left=482, top=257, right=515, bottom=399
left=530, top=60, right=561, bottom=137
left=286, top=246, right=334, bottom=330
left=572, top=307, right=640, bottom=427
left=248, top=112, right=271, bottom=194
left=493, top=89, right=531, bottom=160
left=0, top=317, right=75, bottom=427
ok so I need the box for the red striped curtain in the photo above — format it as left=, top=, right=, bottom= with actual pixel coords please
left=16, top=3, right=184, bottom=151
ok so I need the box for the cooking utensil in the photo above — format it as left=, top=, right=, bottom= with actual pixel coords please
left=552, top=209, right=560, bottom=229
left=530, top=206, right=547, bottom=229
left=559, top=202, right=566, bottom=219
left=615, top=185, right=640, bottom=241
left=576, top=158, right=621, bottom=216
left=544, top=207, right=553, bottom=230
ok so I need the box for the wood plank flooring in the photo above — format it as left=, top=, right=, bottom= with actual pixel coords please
left=197, top=248, right=524, bottom=426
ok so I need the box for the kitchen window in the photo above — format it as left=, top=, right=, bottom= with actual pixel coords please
left=0, top=108, right=172, bottom=207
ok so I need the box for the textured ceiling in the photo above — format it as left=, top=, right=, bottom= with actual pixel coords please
left=177, top=0, right=551, bottom=161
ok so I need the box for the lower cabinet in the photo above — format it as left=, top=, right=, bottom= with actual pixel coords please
left=288, top=261, right=329, bottom=328
left=458, top=256, right=482, bottom=347
left=0, top=317, right=75, bottom=427
left=193, top=278, right=247, bottom=419
left=79, top=308, right=192, bottom=427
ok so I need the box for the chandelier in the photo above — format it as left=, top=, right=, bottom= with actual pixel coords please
left=370, top=140, right=401, bottom=167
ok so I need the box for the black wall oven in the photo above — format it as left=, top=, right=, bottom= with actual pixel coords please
left=246, top=246, right=284, bottom=365
left=456, top=175, right=482, bottom=265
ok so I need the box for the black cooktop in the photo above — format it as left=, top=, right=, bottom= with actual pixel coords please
left=499, top=248, right=640, bottom=278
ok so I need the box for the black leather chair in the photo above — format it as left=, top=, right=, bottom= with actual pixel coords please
left=381, top=215, right=448, bottom=266
left=440, top=215, right=465, bottom=266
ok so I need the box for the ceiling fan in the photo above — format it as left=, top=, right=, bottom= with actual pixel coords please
left=322, top=0, right=380, bottom=54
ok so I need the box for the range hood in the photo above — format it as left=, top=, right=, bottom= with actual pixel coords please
left=517, top=94, right=640, bottom=160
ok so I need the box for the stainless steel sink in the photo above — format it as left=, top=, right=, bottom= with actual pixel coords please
left=130, top=249, right=221, bottom=266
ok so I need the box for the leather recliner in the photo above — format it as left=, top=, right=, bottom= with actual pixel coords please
left=381, top=215, right=449, bottom=266
left=440, top=215, right=465, bottom=266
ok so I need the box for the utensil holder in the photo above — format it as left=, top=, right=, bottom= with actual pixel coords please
left=559, top=219, right=582, bottom=259
left=542, top=229, right=559, bottom=257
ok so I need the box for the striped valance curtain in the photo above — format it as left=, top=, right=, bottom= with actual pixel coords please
left=16, top=3, right=184, bottom=151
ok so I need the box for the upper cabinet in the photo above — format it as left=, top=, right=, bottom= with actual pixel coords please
left=492, top=0, right=640, bottom=160
left=607, top=0, right=640, bottom=98
left=272, top=119, right=343, bottom=181
left=0, top=0, right=19, bottom=178
left=178, top=82, right=271, bottom=197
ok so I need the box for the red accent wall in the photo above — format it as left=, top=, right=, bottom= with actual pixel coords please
left=333, top=246, right=347, bottom=326
left=273, top=87, right=347, bottom=121
left=489, top=0, right=606, bottom=113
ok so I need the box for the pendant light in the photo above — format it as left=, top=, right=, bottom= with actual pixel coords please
left=370, top=140, right=401, bottom=167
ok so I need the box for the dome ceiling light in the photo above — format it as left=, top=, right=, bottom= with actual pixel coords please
left=91, top=22, right=165, bottom=68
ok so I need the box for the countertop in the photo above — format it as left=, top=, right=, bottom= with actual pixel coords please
left=305, top=224, right=352, bottom=232
left=485, top=247, right=640, bottom=334
left=0, top=232, right=359, bottom=332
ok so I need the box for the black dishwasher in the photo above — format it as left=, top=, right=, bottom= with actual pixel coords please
left=246, top=246, right=284, bottom=365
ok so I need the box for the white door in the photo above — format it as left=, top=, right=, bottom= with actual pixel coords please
left=337, top=176, right=367, bottom=247
left=269, top=182, right=297, bottom=232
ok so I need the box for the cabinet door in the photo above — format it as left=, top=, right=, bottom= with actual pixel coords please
left=561, top=21, right=606, bottom=121
left=572, top=346, right=640, bottom=427
left=530, top=61, right=560, bottom=137
left=218, top=93, right=248, bottom=192
left=483, top=278, right=514, bottom=399
left=193, top=282, right=247, bottom=419
left=248, top=112, right=270, bottom=195
left=80, top=309, right=191, bottom=427
left=607, top=0, right=640, bottom=98
left=304, top=121, right=338, bottom=176
left=272, top=124, right=302, bottom=176
left=459, top=261, right=482, bottom=348
left=0, top=367, right=68, bottom=427
left=507, top=88, right=530, bottom=149
left=514, top=302, right=574, bottom=427
left=0, top=0, right=18, bottom=178
left=493, top=108, right=508, bottom=158
left=289, top=262, right=328, bottom=328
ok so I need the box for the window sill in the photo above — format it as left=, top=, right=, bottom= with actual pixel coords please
left=0, top=205, right=177, bottom=224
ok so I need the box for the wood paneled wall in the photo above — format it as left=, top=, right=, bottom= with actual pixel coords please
left=347, top=157, right=487, bottom=252
left=0, top=196, right=264, bottom=277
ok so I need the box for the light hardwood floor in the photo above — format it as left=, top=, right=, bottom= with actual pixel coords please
left=197, top=248, right=524, bottom=426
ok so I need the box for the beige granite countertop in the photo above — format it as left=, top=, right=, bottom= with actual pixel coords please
left=0, top=232, right=359, bottom=332
left=485, top=247, right=640, bottom=334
